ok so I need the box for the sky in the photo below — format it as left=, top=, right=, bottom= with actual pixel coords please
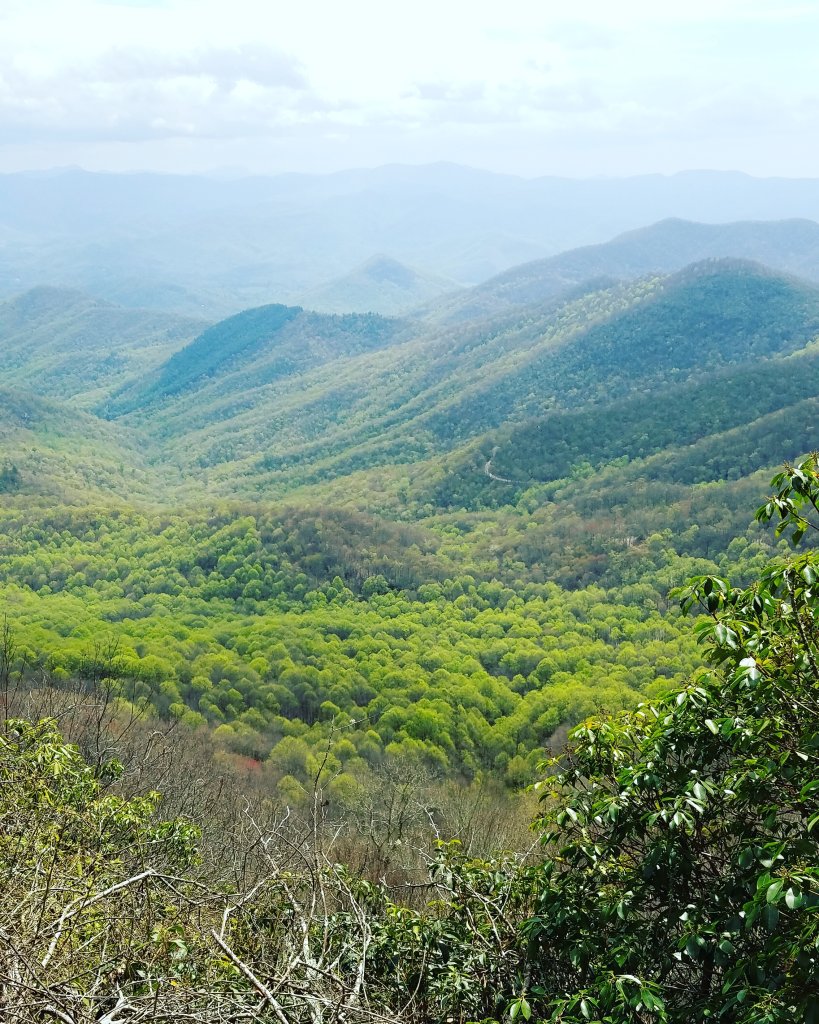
left=1, top=0, right=817, bottom=178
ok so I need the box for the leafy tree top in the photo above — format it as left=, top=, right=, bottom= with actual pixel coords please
left=525, top=455, right=819, bottom=1023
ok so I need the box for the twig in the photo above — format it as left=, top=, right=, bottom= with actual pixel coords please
left=211, top=929, right=292, bottom=1024
left=42, top=868, right=158, bottom=968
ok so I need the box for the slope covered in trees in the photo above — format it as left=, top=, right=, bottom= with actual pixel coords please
left=424, top=217, right=819, bottom=323
left=0, top=238, right=817, bottom=809
left=106, top=303, right=410, bottom=417
left=83, top=259, right=819, bottom=502
left=2, top=213, right=819, bottom=1019
left=0, top=286, right=205, bottom=408
left=0, top=387, right=170, bottom=502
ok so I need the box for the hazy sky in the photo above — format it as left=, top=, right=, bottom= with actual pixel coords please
left=1, top=0, right=817, bottom=177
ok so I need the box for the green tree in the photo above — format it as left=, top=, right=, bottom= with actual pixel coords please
left=0, top=718, right=203, bottom=1020
left=522, top=456, right=819, bottom=1023
left=0, top=463, right=21, bottom=493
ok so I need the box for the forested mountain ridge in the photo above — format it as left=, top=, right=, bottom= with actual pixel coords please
left=0, top=286, right=206, bottom=408
left=2, top=236, right=819, bottom=789
left=88, top=258, right=819, bottom=502
left=105, top=303, right=411, bottom=417
left=440, top=347, right=819, bottom=499
left=422, top=216, right=819, bottom=323
left=3, top=247, right=818, bottom=525
left=102, top=274, right=659, bottom=481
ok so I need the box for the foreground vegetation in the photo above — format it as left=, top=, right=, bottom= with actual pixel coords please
left=1, top=461, right=817, bottom=1023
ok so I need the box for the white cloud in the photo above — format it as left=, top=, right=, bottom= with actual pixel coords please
left=0, top=0, right=817, bottom=175
left=90, top=45, right=309, bottom=90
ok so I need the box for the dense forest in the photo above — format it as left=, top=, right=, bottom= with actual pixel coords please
left=1, top=218, right=818, bottom=1021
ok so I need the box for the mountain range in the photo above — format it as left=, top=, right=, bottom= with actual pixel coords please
left=2, top=215, right=819, bottom=551
left=8, top=165, right=819, bottom=316
left=422, top=216, right=819, bottom=322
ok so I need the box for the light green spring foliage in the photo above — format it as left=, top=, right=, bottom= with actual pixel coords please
left=0, top=501, right=702, bottom=790
left=318, top=459, right=819, bottom=1023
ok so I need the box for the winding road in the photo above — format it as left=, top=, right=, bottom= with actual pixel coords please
left=484, top=447, right=515, bottom=484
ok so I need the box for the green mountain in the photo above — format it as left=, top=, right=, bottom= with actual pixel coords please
left=106, top=303, right=410, bottom=421
left=423, top=217, right=819, bottom=323
left=97, top=259, right=819, bottom=501
left=4, top=242, right=819, bottom=808
left=479, top=348, right=819, bottom=489
left=0, top=287, right=206, bottom=409
left=5, top=255, right=817, bottom=520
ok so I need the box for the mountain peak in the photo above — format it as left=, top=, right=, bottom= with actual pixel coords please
left=6, top=285, right=108, bottom=319
left=300, top=255, right=456, bottom=315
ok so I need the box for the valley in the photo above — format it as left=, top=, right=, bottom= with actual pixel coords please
left=2, top=216, right=818, bottom=795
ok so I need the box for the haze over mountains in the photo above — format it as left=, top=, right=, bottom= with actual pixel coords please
left=300, top=255, right=457, bottom=316
left=425, top=217, right=819, bottom=323
left=7, top=165, right=819, bottom=317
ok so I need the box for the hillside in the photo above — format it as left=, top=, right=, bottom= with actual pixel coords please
left=423, top=217, right=819, bottom=322
left=4, top=254, right=817, bottom=523
left=0, top=287, right=206, bottom=409
left=4, top=245, right=819, bottom=1024
left=3, top=246, right=819, bottom=795
left=106, top=303, right=411, bottom=418
left=0, top=386, right=170, bottom=503
left=474, top=347, right=819, bottom=490
left=98, top=259, right=819, bottom=500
